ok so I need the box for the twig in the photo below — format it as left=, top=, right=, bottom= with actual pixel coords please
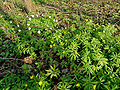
left=31, top=26, right=49, bottom=29
left=0, top=70, right=9, bottom=75
left=0, top=58, right=23, bottom=61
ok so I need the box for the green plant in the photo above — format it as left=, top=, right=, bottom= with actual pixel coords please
left=0, top=0, right=120, bottom=89
left=22, top=64, right=32, bottom=73
left=57, top=82, right=72, bottom=90
left=35, top=61, right=43, bottom=71
left=46, top=65, right=60, bottom=78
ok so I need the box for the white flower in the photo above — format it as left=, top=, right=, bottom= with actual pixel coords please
left=26, top=16, right=28, bottom=17
left=56, top=20, right=58, bottom=22
left=17, top=25, right=19, bottom=27
left=36, top=14, right=39, bottom=17
left=27, top=24, right=30, bottom=26
left=50, top=27, right=52, bottom=30
left=29, top=18, right=31, bottom=21
left=38, top=31, right=41, bottom=34
left=49, top=16, right=51, bottom=18
left=3, top=2, right=6, bottom=5
left=10, top=21, right=12, bottom=23
left=53, top=19, right=55, bottom=22
left=28, top=27, right=31, bottom=30
left=42, top=14, right=43, bottom=16
left=18, top=29, right=21, bottom=32
left=0, top=15, right=3, bottom=18
left=30, top=15, right=34, bottom=17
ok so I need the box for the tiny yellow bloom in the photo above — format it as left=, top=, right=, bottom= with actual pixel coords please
left=73, top=43, right=76, bottom=46
left=93, top=29, right=95, bottom=31
left=53, top=74, right=57, bottom=77
left=93, top=85, right=96, bottom=89
left=86, top=19, right=88, bottom=21
left=53, top=44, right=55, bottom=46
left=50, top=45, right=52, bottom=48
left=103, top=31, right=105, bottom=33
left=76, top=34, right=79, bottom=37
left=51, top=41, right=53, bottom=43
left=58, top=36, right=60, bottom=38
left=89, top=20, right=92, bottom=22
left=107, top=25, right=110, bottom=27
left=65, top=40, right=67, bottom=42
left=95, top=44, right=96, bottom=47
left=25, top=84, right=27, bottom=87
left=62, top=51, right=65, bottom=54
left=76, top=83, right=80, bottom=87
left=45, top=28, right=47, bottom=30
left=65, top=27, right=67, bottom=29
left=38, top=81, right=43, bottom=86
left=30, top=75, right=33, bottom=79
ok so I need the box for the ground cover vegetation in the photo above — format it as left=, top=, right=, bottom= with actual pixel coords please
left=0, top=0, right=120, bottom=90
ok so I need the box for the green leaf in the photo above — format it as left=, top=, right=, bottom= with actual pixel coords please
left=22, top=64, right=32, bottom=73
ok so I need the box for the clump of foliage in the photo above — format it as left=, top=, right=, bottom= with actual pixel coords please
left=0, top=0, right=120, bottom=90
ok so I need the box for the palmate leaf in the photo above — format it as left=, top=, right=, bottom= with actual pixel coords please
left=22, top=64, right=32, bottom=73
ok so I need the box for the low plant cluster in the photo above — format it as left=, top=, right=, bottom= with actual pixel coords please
left=0, top=0, right=120, bottom=90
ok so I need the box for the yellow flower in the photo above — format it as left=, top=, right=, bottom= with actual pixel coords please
left=65, top=40, right=67, bottom=42
left=65, top=27, right=67, bottom=29
left=76, top=34, right=79, bottom=37
left=45, top=28, right=47, bottom=30
left=93, top=85, right=96, bottom=89
left=58, top=36, right=60, bottom=38
left=93, top=29, right=95, bottom=31
left=38, top=81, right=43, bottom=86
left=51, top=41, right=53, bottom=43
left=103, top=31, right=105, bottom=33
left=25, top=84, right=28, bottom=87
left=73, top=43, right=76, bottom=47
left=95, top=44, right=96, bottom=47
left=76, top=83, right=80, bottom=87
left=53, top=44, right=55, bottom=46
left=86, top=19, right=88, bottom=21
left=30, top=75, right=33, bottom=79
left=62, top=51, right=65, bottom=54
left=50, top=45, right=52, bottom=48
left=90, top=20, right=92, bottom=22
left=53, top=74, right=57, bottom=77
left=107, top=24, right=110, bottom=27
